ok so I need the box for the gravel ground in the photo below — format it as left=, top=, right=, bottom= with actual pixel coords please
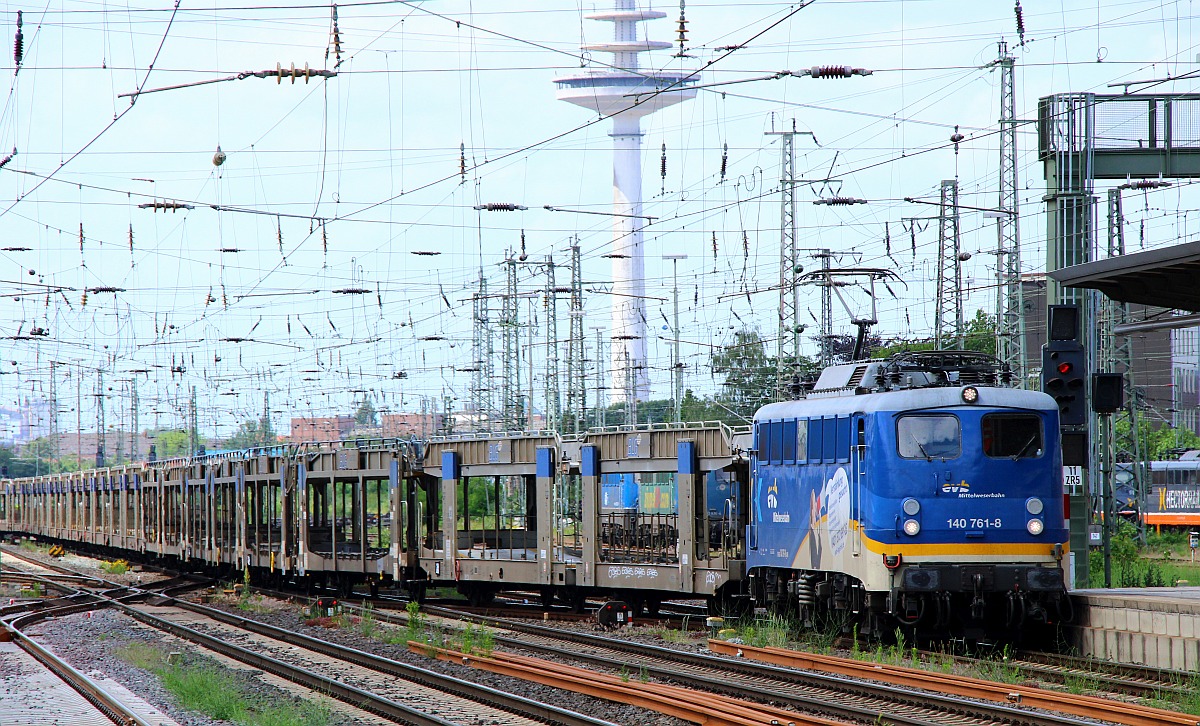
left=4, top=546, right=696, bottom=725
left=27, top=609, right=348, bottom=726
left=203, top=593, right=693, bottom=726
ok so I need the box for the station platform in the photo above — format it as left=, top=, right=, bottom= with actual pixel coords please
left=1067, top=587, right=1200, bottom=669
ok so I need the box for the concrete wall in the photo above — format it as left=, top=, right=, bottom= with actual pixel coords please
left=1067, top=591, right=1200, bottom=670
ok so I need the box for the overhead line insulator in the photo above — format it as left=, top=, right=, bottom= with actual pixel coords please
left=800, top=65, right=872, bottom=79
left=269, top=62, right=332, bottom=84
left=13, top=11, right=22, bottom=71
left=474, top=203, right=528, bottom=212
left=138, top=200, right=194, bottom=212
left=813, top=197, right=868, bottom=206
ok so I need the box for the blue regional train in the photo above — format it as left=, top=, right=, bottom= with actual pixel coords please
left=747, top=351, right=1070, bottom=639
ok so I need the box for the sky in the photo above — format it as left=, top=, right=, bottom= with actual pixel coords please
left=1, top=0, right=1199, bottom=440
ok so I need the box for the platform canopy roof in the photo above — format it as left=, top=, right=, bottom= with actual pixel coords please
left=1047, top=240, right=1200, bottom=312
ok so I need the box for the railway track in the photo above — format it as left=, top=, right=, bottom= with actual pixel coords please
left=1, top=546, right=622, bottom=726
left=0, top=565, right=201, bottom=726
left=431, top=609, right=1103, bottom=726
left=15, top=544, right=1199, bottom=726
left=257, top=591, right=1197, bottom=725
left=709, top=640, right=1200, bottom=726
left=897, top=646, right=1198, bottom=700
left=1009, top=650, right=1197, bottom=698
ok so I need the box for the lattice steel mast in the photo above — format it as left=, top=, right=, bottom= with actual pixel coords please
left=766, top=121, right=800, bottom=391
left=543, top=257, right=561, bottom=432
left=565, top=243, right=586, bottom=433
left=469, top=272, right=494, bottom=431
left=501, top=255, right=523, bottom=430
left=994, top=41, right=1025, bottom=383
left=934, top=179, right=962, bottom=349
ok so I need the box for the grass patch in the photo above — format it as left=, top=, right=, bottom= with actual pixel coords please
left=236, top=594, right=273, bottom=614
left=737, top=613, right=794, bottom=649
left=1062, top=672, right=1100, bottom=695
left=99, top=559, right=129, bottom=575
left=117, top=642, right=333, bottom=726
left=973, top=646, right=1022, bottom=685
left=357, top=605, right=378, bottom=638
left=18, top=540, right=47, bottom=553
left=660, top=628, right=692, bottom=644
left=1147, top=672, right=1200, bottom=716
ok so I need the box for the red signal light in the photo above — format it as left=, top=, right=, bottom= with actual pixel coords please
left=1056, top=362, right=1073, bottom=375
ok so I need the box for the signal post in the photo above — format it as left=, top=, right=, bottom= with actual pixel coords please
left=1042, top=305, right=1089, bottom=588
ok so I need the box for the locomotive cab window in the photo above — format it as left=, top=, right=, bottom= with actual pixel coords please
left=982, top=414, right=1043, bottom=459
left=897, top=414, right=961, bottom=460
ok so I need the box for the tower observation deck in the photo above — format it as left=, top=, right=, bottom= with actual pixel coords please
left=555, top=2, right=696, bottom=406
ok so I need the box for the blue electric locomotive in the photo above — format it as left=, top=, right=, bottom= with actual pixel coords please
left=748, top=351, right=1069, bottom=639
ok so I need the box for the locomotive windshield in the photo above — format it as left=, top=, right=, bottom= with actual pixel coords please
left=982, top=414, right=1043, bottom=459
left=897, top=414, right=961, bottom=460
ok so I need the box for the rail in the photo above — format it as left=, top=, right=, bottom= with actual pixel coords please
left=416, top=642, right=842, bottom=726
left=711, top=640, right=1200, bottom=726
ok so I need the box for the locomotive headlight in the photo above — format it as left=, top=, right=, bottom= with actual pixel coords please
left=961, top=386, right=979, bottom=404
left=903, top=518, right=921, bottom=536
left=1026, top=518, right=1045, bottom=535
left=1026, top=497, right=1044, bottom=515
left=902, top=498, right=920, bottom=516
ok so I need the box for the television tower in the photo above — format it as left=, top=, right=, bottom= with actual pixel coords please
left=555, top=2, right=696, bottom=403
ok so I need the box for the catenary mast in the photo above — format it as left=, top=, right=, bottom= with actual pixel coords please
left=555, top=2, right=696, bottom=404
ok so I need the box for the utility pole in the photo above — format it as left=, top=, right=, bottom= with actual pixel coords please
left=1108, top=184, right=1152, bottom=541
left=935, top=179, right=963, bottom=349
left=592, top=328, right=608, bottom=428
left=623, top=349, right=636, bottom=426
left=500, top=254, right=522, bottom=430
left=114, top=381, right=125, bottom=465
left=76, top=365, right=81, bottom=470
left=543, top=256, right=561, bottom=433
left=663, top=254, right=687, bottom=421
left=261, top=390, right=270, bottom=445
left=765, top=120, right=805, bottom=392
left=814, top=249, right=834, bottom=366
left=527, top=297, right=536, bottom=430
left=95, top=368, right=105, bottom=468
left=469, top=272, right=494, bottom=432
left=441, top=391, right=454, bottom=436
left=48, top=362, right=58, bottom=459
left=188, top=385, right=199, bottom=456
left=993, top=40, right=1025, bottom=384
left=130, top=378, right=139, bottom=460
left=565, top=243, right=586, bottom=434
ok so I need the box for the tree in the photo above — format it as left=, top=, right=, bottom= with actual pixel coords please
left=962, top=309, right=997, bottom=356
left=1116, top=415, right=1200, bottom=461
left=153, top=429, right=191, bottom=457
left=680, top=389, right=723, bottom=423
left=354, top=397, right=379, bottom=426
left=225, top=419, right=276, bottom=450
left=712, top=329, right=778, bottom=423
left=871, top=310, right=997, bottom=359
left=824, top=332, right=883, bottom=363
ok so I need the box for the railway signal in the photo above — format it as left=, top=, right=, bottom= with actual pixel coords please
left=1042, top=304, right=1087, bottom=427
